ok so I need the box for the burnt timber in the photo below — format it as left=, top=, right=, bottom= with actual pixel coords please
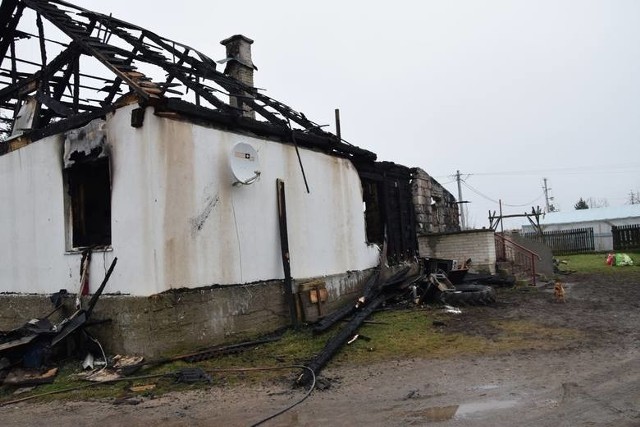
left=0, top=0, right=375, bottom=161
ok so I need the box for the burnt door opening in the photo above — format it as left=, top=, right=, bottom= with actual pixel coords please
left=362, top=180, right=384, bottom=245
left=66, top=157, right=111, bottom=248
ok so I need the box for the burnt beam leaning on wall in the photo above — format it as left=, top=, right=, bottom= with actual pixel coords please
left=298, top=267, right=418, bottom=386
left=277, top=179, right=299, bottom=328
left=0, top=0, right=24, bottom=62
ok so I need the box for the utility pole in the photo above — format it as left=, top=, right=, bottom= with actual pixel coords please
left=456, top=170, right=466, bottom=230
left=542, top=178, right=553, bottom=212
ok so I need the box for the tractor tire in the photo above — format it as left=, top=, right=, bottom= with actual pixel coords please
left=441, top=284, right=496, bottom=306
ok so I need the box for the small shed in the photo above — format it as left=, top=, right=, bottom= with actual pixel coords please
left=522, top=205, right=640, bottom=252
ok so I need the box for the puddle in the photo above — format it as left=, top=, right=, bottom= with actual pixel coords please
left=456, top=399, right=519, bottom=418
left=406, top=399, right=520, bottom=423
left=468, top=384, right=500, bottom=391
left=410, top=405, right=459, bottom=422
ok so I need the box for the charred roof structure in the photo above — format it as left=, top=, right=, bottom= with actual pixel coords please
left=0, top=0, right=431, bottom=269
left=0, top=0, right=374, bottom=160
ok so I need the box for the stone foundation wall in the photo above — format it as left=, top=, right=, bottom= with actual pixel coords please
left=0, top=269, right=375, bottom=358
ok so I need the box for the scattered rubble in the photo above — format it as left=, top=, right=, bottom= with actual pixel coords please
left=0, top=258, right=117, bottom=389
left=0, top=255, right=509, bottom=427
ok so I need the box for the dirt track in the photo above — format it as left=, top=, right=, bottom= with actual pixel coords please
left=3, top=271, right=640, bottom=426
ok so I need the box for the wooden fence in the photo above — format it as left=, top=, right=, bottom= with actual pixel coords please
left=522, top=227, right=594, bottom=255
left=612, top=224, right=640, bottom=251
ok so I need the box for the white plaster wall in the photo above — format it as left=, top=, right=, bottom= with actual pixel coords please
left=0, top=135, right=84, bottom=294
left=0, top=105, right=379, bottom=295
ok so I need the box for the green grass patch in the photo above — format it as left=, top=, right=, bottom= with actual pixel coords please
left=489, top=319, right=582, bottom=350
left=556, top=252, right=640, bottom=274
left=0, top=307, right=583, bottom=404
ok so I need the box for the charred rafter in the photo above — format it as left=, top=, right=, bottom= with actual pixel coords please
left=0, top=0, right=375, bottom=161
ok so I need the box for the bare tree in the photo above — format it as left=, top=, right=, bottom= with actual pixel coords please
left=587, top=197, right=609, bottom=208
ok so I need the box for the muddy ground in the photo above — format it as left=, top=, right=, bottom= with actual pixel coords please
left=3, top=270, right=640, bottom=426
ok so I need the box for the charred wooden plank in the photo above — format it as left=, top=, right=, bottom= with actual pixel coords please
left=298, top=292, right=388, bottom=387
left=277, top=180, right=298, bottom=327
left=312, top=271, right=380, bottom=334
left=298, top=268, right=416, bottom=386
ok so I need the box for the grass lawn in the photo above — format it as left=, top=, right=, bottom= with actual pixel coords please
left=555, top=251, right=640, bottom=274
left=7, top=249, right=633, bottom=404
left=0, top=305, right=582, bottom=404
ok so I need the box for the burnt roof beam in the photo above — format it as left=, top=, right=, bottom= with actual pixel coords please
left=162, top=63, right=236, bottom=111
left=5, top=1, right=376, bottom=161
left=35, top=12, right=47, bottom=68
left=87, top=24, right=220, bottom=108
left=159, top=99, right=376, bottom=161
left=35, top=90, right=72, bottom=116
left=0, top=0, right=24, bottom=64
left=9, top=36, right=17, bottom=86
left=28, top=104, right=114, bottom=142
left=40, top=50, right=80, bottom=125
left=23, top=0, right=150, bottom=102
left=0, top=43, right=80, bottom=101
left=30, top=1, right=314, bottom=129
left=136, top=30, right=286, bottom=121
left=250, top=93, right=324, bottom=133
left=101, top=32, right=145, bottom=106
left=138, top=30, right=233, bottom=113
left=157, top=48, right=189, bottom=98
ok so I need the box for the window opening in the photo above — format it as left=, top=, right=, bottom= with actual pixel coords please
left=66, top=157, right=111, bottom=248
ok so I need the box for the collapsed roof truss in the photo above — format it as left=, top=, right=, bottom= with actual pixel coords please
left=0, top=0, right=375, bottom=160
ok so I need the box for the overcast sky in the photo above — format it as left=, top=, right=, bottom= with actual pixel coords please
left=76, top=0, right=640, bottom=229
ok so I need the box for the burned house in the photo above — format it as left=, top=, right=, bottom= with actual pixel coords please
left=0, top=0, right=451, bottom=356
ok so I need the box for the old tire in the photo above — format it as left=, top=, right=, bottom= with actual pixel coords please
left=441, top=284, right=496, bottom=306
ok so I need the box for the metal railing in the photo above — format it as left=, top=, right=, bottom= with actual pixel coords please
left=495, top=233, right=541, bottom=285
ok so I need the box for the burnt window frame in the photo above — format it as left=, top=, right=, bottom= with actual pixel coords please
left=63, top=156, right=112, bottom=251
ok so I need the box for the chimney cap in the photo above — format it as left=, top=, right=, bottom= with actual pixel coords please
left=220, top=34, right=254, bottom=46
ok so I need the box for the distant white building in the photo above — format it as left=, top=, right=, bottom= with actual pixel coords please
left=522, top=205, right=640, bottom=251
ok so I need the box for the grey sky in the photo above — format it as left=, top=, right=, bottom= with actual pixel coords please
left=78, top=0, right=640, bottom=228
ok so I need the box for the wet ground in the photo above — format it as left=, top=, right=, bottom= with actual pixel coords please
left=3, top=270, right=640, bottom=426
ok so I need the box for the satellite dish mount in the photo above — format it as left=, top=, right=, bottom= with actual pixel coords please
left=229, top=142, right=261, bottom=186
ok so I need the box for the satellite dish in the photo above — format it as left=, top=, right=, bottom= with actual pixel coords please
left=229, top=142, right=261, bottom=186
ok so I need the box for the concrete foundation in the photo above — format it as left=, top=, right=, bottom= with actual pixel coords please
left=0, top=269, right=374, bottom=358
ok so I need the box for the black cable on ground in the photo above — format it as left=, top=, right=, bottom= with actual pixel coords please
left=0, top=364, right=316, bottom=427
left=206, top=365, right=316, bottom=427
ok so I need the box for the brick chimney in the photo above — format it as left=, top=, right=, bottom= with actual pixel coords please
left=220, top=34, right=256, bottom=119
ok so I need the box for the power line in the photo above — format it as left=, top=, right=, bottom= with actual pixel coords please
left=462, top=181, right=544, bottom=207
left=438, top=179, right=457, bottom=186
left=468, top=164, right=640, bottom=177
left=433, top=163, right=640, bottom=179
left=460, top=181, right=498, bottom=204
